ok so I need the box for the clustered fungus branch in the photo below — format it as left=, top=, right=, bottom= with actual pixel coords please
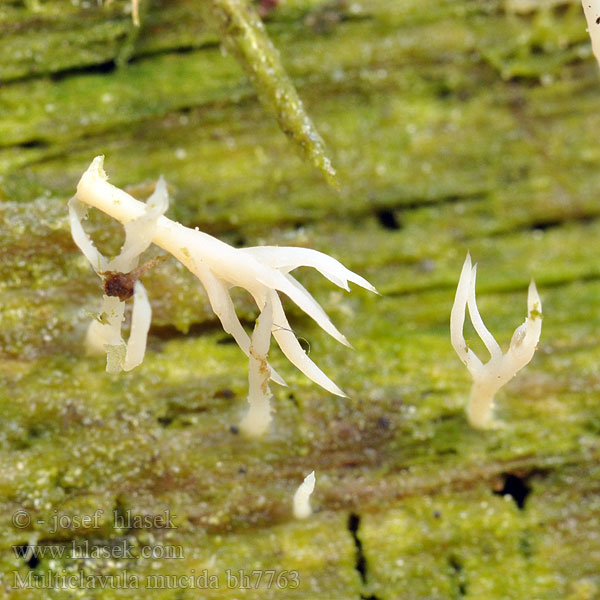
left=70, top=157, right=376, bottom=433
left=450, top=253, right=542, bottom=429
left=69, top=176, right=169, bottom=373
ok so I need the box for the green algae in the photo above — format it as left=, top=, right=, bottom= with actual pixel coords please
left=361, top=462, right=600, bottom=599
left=0, top=0, right=336, bottom=185
left=1, top=0, right=600, bottom=598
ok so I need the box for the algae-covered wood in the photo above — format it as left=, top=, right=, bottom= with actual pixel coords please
left=1, top=0, right=599, bottom=598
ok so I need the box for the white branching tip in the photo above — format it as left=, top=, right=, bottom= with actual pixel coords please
left=132, top=0, right=140, bottom=27
left=450, top=253, right=542, bottom=429
left=582, top=1, right=600, bottom=68
left=293, top=471, right=316, bottom=519
left=123, top=280, right=152, bottom=371
left=73, top=157, right=376, bottom=397
left=101, top=0, right=141, bottom=27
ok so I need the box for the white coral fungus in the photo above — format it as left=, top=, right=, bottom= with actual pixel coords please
left=293, top=471, right=315, bottom=519
left=72, top=157, right=376, bottom=404
left=69, top=176, right=169, bottom=373
left=450, top=253, right=542, bottom=429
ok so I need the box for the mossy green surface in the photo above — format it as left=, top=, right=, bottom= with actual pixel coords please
left=1, top=0, right=599, bottom=598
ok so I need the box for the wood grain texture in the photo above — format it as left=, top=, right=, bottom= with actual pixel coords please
left=1, top=1, right=599, bottom=598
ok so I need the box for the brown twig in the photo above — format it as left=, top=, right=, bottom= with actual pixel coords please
left=102, top=255, right=169, bottom=301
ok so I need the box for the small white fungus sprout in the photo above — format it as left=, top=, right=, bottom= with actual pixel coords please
left=582, top=1, right=600, bottom=67
left=450, top=253, right=542, bottom=429
left=293, top=471, right=315, bottom=519
left=71, top=157, right=376, bottom=431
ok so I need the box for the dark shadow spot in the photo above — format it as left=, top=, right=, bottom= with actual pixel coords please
left=519, top=535, right=533, bottom=558
left=488, top=213, right=598, bottom=240
left=27, top=424, right=45, bottom=440
left=437, top=83, right=452, bottom=98
left=341, top=461, right=361, bottom=469
left=14, top=543, right=40, bottom=569
left=503, top=74, right=543, bottom=86
left=448, top=555, right=467, bottom=596
left=376, top=417, right=391, bottom=430
left=51, top=60, right=117, bottom=81
left=528, top=218, right=564, bottom=232
left=530, top=43, right=544, bottom=55
left=348, top=514, right=369, bottom=587
left=157, top=416, right=173, bottom=427
left=128, top=43, right=218, bottom=66
left=18, top=139, right=49, bottom=150
left=493, top=473, right=531, bottom=509
left=215, top=389, right=235, bottom=400
left=146, top=45, right=199, bottom=57
left=229, top=425, right=239, bottom=435
left=348, top=514, right=366, bottom=581
left=529, top=213, right=596, bottom=233
left=437, top=448, right=458, bottom=456
left=375, top=208, right=401, bottom=230
left=553, top=4, right=572, bottom=18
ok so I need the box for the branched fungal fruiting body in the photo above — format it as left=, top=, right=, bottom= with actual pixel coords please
left=69, top=175, right=169, bottom=373
left=71, top=157, right=376, bottom=410
left=450, top=253, right=542, bottom=429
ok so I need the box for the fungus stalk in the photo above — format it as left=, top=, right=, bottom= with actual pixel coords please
left=72, top=157, right=376, bottom=411
left=239, top=295, right=274, bottom=437
left=293, top=471, right=315, bottom=519
left=450, top=253, right=542, bottom=429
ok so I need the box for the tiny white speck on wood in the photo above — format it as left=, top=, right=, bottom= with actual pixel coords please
left=293, top=471, right=316, bottom=519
